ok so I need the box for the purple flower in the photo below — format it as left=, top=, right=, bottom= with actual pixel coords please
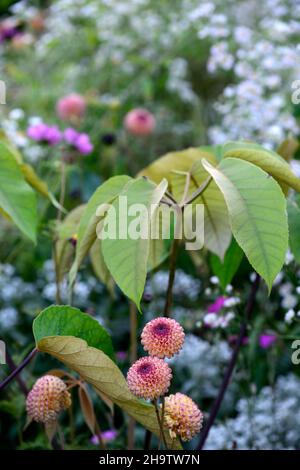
left=90, top=430, right=117, bottom=445
left=259, top=333, right=277, bottom=349
left=116, top=351, right=127, bottom=361
left=64, top=127, right=79, bottom=145
left=76, top=133, right=93, bottom=154
left=27, top=123, right=62, bottom=146
left=63, top=127, right=93, bottom=155
left=207, top=296, right=226, bottom=313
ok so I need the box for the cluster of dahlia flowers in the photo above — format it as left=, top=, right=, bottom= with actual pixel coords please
left=127, top=317, right=203, bottom=442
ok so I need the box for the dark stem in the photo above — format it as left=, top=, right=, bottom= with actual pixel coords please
left=0, top=348, right=38, bottom=392
left=196, top=273, right=260, bottom=450
left=144, top=429, right=152, bottom=450
left=51, top=437, right=62, bottom=450
left=154, top=400, right=168, bottom=449
left=163, top=237, right=180, bottom=317
left=128, top=302, right=137, bottom=450
left=5, top=349, right=29, bottom=395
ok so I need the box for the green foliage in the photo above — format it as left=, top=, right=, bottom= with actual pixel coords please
left=70, top=175, right=132, bottom=285
left=210, top=238, right=244, bottom=290
left=202, top=158, right=288, bottom=291
left=33, top=305, right=114, bottom=360
left=101, top=177, right=168, bottom=310
left=287, top=197, right=300, bottom=265
left=0, top=141, right=37, bottom=242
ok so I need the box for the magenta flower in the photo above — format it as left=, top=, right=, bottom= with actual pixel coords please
left=207, top=296, right=226, bottom=313
left=90, top=430, right=117, bottom=445
left=116, top=351, right=127, bottom=361
left=27, top=123, right=62, bottom=146
left=63, top=128, right=93, bottom=155
left=259, top=333, right=277, bottom=349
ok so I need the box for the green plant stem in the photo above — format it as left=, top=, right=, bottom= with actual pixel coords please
left=0, top=348, right=38, bottom=392
left=196, top=273, right=261, bottom=450
left=183, top=176, right=212, bottom=206
left=128, top=301, right=137, bottom=450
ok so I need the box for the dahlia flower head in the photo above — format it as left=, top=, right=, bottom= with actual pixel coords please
left=26, top=375, right=71, bottom=424
left=124, top=108, right=155, bottom=136
left=164, top=393, right=203, bottom=441
left=56, top=93, right=86, bottom=121
left=141, top=317, right=185, bottom=359
left=127, top=356, right=172, bottom=401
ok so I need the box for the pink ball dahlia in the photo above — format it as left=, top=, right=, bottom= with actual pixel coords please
left=26, top=375, right=71, bottom=424
left=124, top=108, right=155, bottom=136
left=127, top=356, right=172, bottom=400
left=141, top=317, right=185, bottom=358
left=56, top=93, right=86, bottom=121
left=164, top=393, right=203, bottom=441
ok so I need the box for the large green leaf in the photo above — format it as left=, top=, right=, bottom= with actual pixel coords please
left=0, top=142, right=37, bottom=242
left=102, top=178, right=168, bottom=309
left=33, top=305, right=114, bottom=360
left=287, top=197, right=300, bottom=265
left=69, top=175, right=131, bottom=285
left=36, top=335, right=180, bottom=449
left=223, top=141, right=300, bottom=193
left=210, top=238, right=244, bottom=290
left=202, top=158, right=288, bottom=290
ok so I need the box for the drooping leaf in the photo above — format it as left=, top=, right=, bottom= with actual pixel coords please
left=190, top=160, right=231, bottom=260
left=20, top=163, right=50, bottom=198
left=210, top=238, right=244, bottom=290
left=0, top=141, right=37, bottom=242
left=33, top=305, right=114, bottom=360
left=101, top=178, right=168, bottom=309
left=277, top=138, right=299, bottom=162
left=287, top=197, right=300, bottom=265
left=202, top=157, right=288, bottom=290
left=90, top=239, right=115, bottom=296
left=55, top=205, right=86, bottom=281
left=36, top=335, right=180, bottom=449
left=78, top=385, right=97, bottom=435
left=70, top=175, right=131, bottom=285
left=138, top=148, right=213, bottom=187
left=223, top=141, right=300, bottom=193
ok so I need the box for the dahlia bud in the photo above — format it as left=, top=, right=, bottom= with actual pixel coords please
left=56, top=93, right=86, bottom=121
left=127, top=356, right=172, bottom=400
left=164, top=393, right=203, bottom=441
left=26, top=375, right=71, bottom=424
left=141, top=317, right=185, bottom=358
left=124, top=108, right=155, bottom=136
